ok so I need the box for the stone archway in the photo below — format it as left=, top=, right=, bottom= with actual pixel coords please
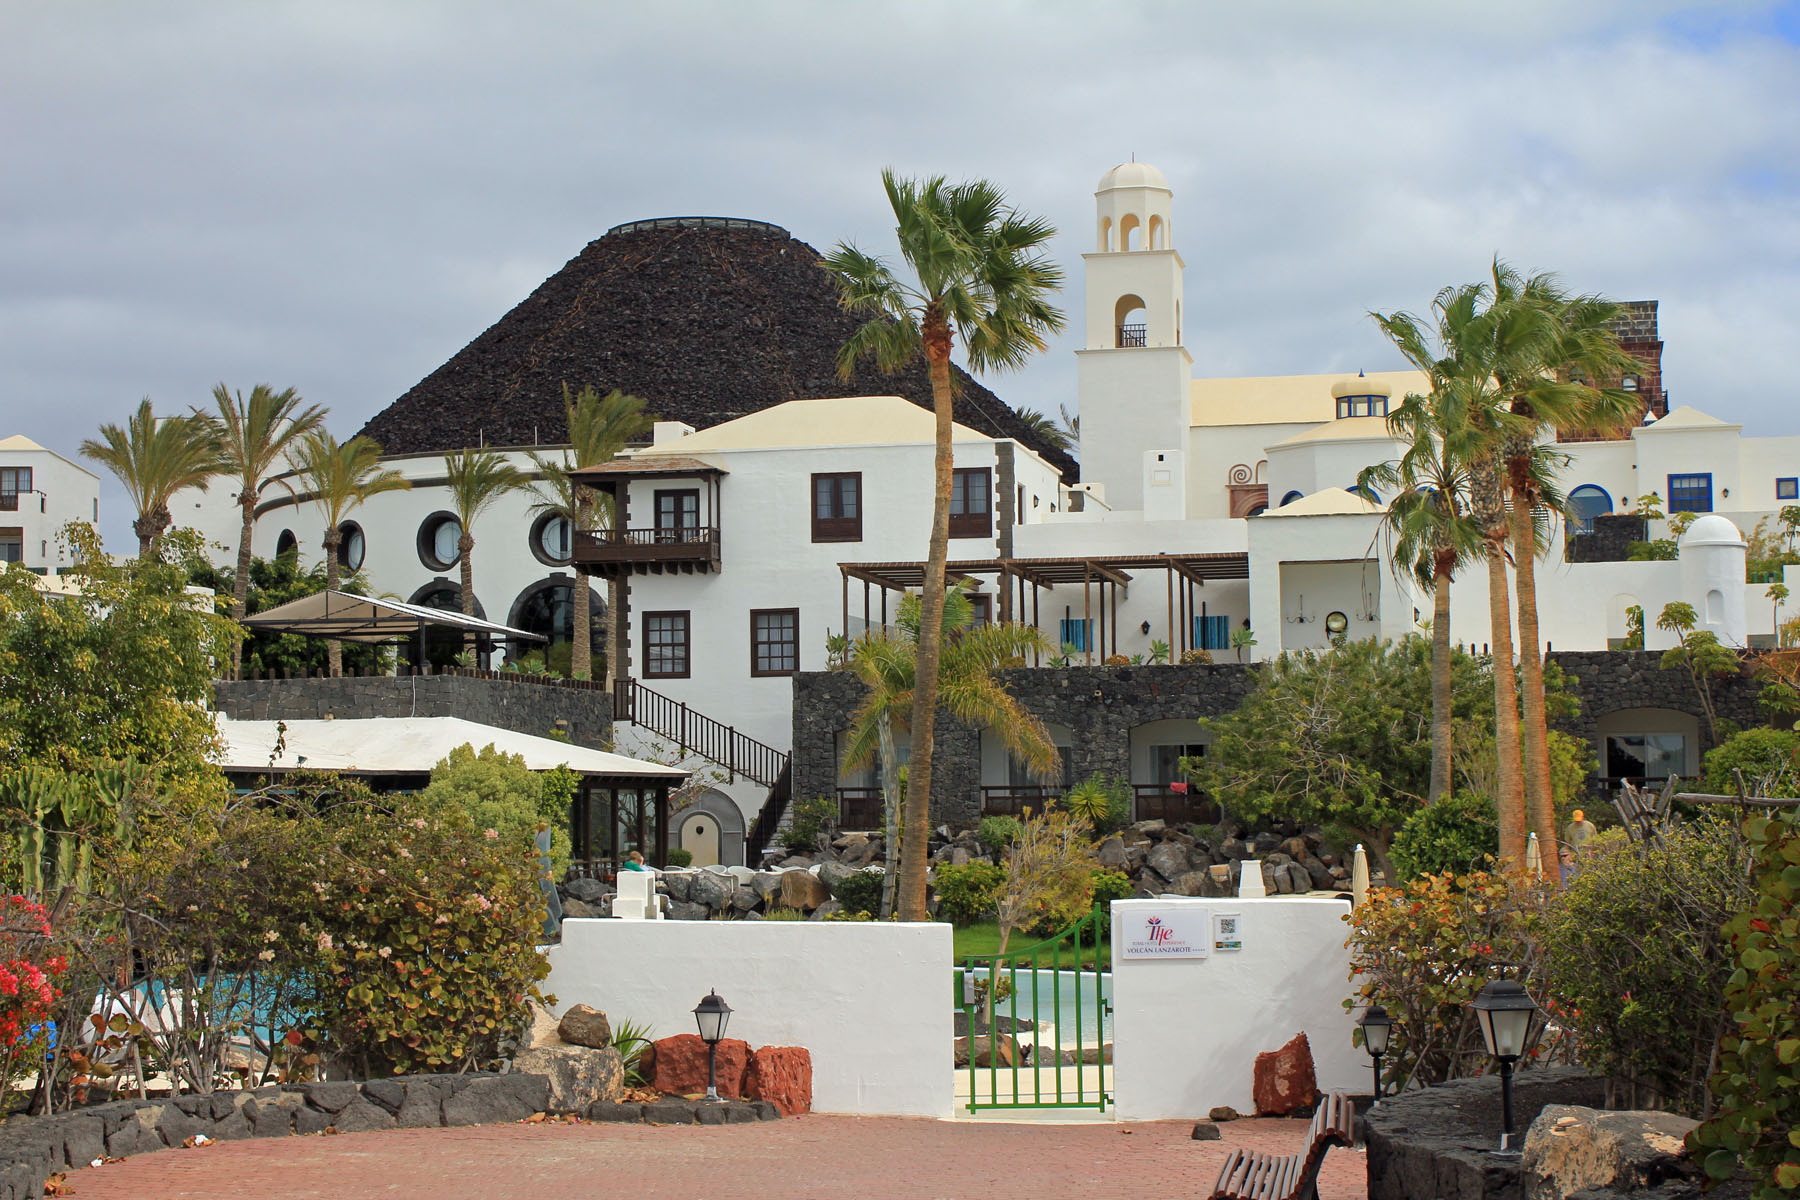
left=678, top=789, right=746, bottom=867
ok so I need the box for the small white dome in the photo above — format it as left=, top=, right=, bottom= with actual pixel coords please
left=1097, top=162, right=1169, bottom=192
left=1330, top=374, right=1392, bottom=400
left=1679, top=514, right=1746, bottom=549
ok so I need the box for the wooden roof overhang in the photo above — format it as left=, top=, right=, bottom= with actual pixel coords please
left=838, top=551, right=1249, bottom=592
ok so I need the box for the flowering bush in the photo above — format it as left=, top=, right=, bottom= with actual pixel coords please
left=1, top=895, right=65, bottom=1114
left=306, top=796, right=551, bottom=1075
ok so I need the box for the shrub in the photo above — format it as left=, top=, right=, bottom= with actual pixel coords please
left=783, top=795, right=836, bottom=856
left=665, top=847, right=693, bottom=868
left=1691, top=809, right=1800, bottom=1194
left=998, top=808, right=1099, bottom=947
left=610, top=1018, right=654, bottom=1087
left=420, top=744, right=573, bottom=874
left=1700, top=727, right=1800, bottom=798
left=1062, top=775, right=1132, bottom=836
left=1540, top=819, right=1754, bottom=1116
left=1390, top=792, right=1498, bottom=881
left=1089, top=868, right=1134, bottom=933
left=0, top=895, right=64, bottom=1115
left=1179, top=648, right=1213, bottom=665
left=832, top=869, right=883, bottom=918
left=933, top=862, right=1006, bottom=926
left=977, top=815, right=1022, bottom=858
left=1344, top=869, right=1556, bottom=1091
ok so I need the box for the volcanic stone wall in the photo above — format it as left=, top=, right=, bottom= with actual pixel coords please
left=1564, top=513, right=1648, bottom=564
left=1545, top=649, right=1772, bottom=759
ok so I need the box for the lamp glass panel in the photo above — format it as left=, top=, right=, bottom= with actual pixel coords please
left=1491, top=1007, right=1532, bottom=1057
left=1363, top=1018, right=1390, bottom=1056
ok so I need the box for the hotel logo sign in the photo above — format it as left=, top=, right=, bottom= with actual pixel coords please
left=1119, top=906, right=1208, bottom=960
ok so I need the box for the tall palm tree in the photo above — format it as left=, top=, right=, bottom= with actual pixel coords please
left=443, top=448, right=525, bottom=656
left=1357, top=379, right=1485, bottom=803
left=291, top=432, right=411, bottom=676
left=1484, top=263, right=1640, bottom=883
left=206, top=383, right=327, bottom=676
left=80, top=398, right=223, bottom=559
left=825, top=171, right=1063, bottom=920
left=529, top=384, right=650, bottom=684
left=842, top=587, right=1058, bottom=916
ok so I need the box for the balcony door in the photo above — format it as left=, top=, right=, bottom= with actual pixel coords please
left=654, top=489, right=700, bottom=544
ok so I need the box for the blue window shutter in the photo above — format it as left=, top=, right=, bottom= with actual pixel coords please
left=1192, top=616, right=1230, bottom=650
left=1059, top=618, right=1092, bottom=652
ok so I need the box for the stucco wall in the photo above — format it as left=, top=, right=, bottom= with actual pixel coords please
left=544, top=919, right=954, bottom=1117
left=1110, top=896, right=1361, bottom=1120
left=211, top=672, right=614, bottom=749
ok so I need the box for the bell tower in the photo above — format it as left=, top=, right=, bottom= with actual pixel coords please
left=1075, top=162, right=1192, bottom=516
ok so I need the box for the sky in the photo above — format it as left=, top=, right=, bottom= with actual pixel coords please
left=4, top=1, right=1798, bottom=548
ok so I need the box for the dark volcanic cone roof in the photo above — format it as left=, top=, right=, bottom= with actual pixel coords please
left=358, top=216, right=1077, bottom=481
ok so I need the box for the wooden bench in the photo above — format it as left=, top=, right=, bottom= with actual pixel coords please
left=1208, top=1092, right=1357, bottom=1200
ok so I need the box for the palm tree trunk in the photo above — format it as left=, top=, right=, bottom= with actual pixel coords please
left=571, top=488, right=595, bottom=681
left=323, top=530, right=343, bottom=678
left=459, top=531, right=477, bottom=659
left=1507, top=457, right=1560, bottom=885
left=232, top=494, right=254, bottom=679
left=878, top=712, right=902, bottom=919
left=899, top=317, right=956, bottom=922
left=1485, top=541, right=1526, bottom=866
left=1428, top=550, right=1455, bottom=804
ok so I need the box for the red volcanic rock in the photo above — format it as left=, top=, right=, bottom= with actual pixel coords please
left=1252, top=1032, right=1319, bottom=1116
left=744, top=1046, right=813, bottom=1117
left=647, top=1034, right=749, bottom=1098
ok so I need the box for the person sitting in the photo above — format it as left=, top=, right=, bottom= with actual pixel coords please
left=619, top=850, right=655, bottom=874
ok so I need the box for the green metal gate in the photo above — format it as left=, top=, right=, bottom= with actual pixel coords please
left=958, top=906, right=1111, bottom=1112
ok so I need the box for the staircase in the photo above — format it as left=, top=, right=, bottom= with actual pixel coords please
left=612, top=678, right=792, bottom=861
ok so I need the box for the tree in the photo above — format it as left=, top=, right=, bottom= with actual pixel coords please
left=840, top=587, right=1057, bottom=916
left=1192, top=636, right=1494, bottom=881
left=826, top=172, right=1063, bottom=920
left=442, top=448, right=525, bottom=656
left=79, top=398, right=222, bottom=559
left=1012, top=407, right=1072, bottom=453
left=1767, top=583, right=1790, bottom=648
left=290, top=433, right=411, bottom=677
left=991, top=806, right=1097, bottom=958
left=1486, top=263, right=1641, bottom=885
left=1656, top=602, right=1741, bottom=745
left=205, top=383, right=327, bottom=677
left=1357, top=377, right=1486, bottom=803
left=529, top=385, right=650, bottom=684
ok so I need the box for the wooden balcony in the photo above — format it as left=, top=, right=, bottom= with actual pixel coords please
left=837, top=787, right=885, bottom=831
left=979, top=785, right=1060, bottom=818
left=573, top=526, right=720, bottom=577
left=1132, top=783, right=1218, bottom=828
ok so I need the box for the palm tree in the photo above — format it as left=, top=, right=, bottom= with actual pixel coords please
left=1357, top=379, right=1485, bottom=804
left=206, top=383, right=327, bottom=676
left=841, top=587, right=1058, bottom=916
left=80, top=398, right=223, bottom=558
left=1484, top=263, right=1640, bottom=883
left=290, top=432, right=411, bottom=676
left=1013, top=407, right=1072, bottom=454
left=825, top=171, right=1063, bottom=920
left=529, top=384, right=650, bottom=684
left=443, top=448, right=525, bottom=656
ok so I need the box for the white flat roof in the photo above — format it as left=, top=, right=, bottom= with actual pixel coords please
left=214, top=715, right=689, bottom=780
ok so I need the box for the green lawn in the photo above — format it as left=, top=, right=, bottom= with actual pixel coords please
left=950, top=921, right=1110, bottom=970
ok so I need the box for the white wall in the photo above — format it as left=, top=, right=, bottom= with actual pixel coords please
left=2, top=443, right=100, bottom=571
left=1110, top=897, right=1361, bottom=1120
left=544, top=918, right=954, bottom=1117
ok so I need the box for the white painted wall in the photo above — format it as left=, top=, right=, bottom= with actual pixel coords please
left=544, top=918, right=954, bottom=1117
left=1, top=441, right=99, bottom=571
left=1109, top=897, right=1361, bottom=1120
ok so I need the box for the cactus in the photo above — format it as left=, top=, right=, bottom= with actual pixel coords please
left=1, top=760, right=142, bottom=898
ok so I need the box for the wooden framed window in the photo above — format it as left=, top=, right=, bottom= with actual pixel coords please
left=654, top=489, right=700, bottom=543
left=0, top=528, right=21, bottom=563
left=643, top=611, right=691, bottom=679
left=950, top=467, right=992, bottom=538
left=0, top=467, right=28, bottom=512
left=967, top=594, right=993, bottom=626
left=750, top=608, right=800, bottom=676
left=812, top=472, right=861, bottom=542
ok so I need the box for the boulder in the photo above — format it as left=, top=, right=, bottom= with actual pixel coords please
left=563, top=876, right=609, bottom=904
left=1219, top=837, right=1250, bottom=861
left=688, top=869, right=735, bottom=909
left=1096, top=836, right=1129, bottom=869
left=808, top=900, right=842, bottom=920
left=816, top=860, right=859, bottom=894
left=662, top=870, right=693, bottom=902
left=1208, top=864, right=1234, bottom=895
left=668, top=899, right=710, bottom=921
left=840, top=838, right=879, bottom=868
left=648, top=1033, right=750, bottom=1098
left=1192, top=1121, right=1221, bottom=1141
left=1146, top=842, right=1190, bottom=883
left=513, top=1044, right=625, bottom=1114
left=1522, top=1105, right=1700, bottom=1200
left=1280, top=836, right=1311, bottom=861
left=441, top=1074, right=545, bottom=1126
left=557, top=1004, right=612, bottom=1049
left=1132, top=819, right=1167, bottom=836
left=331, top=1097, right=396, bottom=1133
left=1172, top=870, right=1213, bottom=897
left=301, top=1081, right=360, bottom=1113
left=1303, top=857, right=1335, bottom=890
left=396, top=1077, right=450, bottom=1129
left=744, top=1045, right=812, bottom=1116
left=732, top=885, right=761, bottom=912
left=1209, top=1105, right=1240, bottom=1122
left=953, top=1034, right=1021, bottom=1068
left=779, top=869, right=830, bottom=911
left=752, top=871, right=785, bottom=902
left=1252, top=1033, right=1319, bottom=1116
left=108, top=1105, right=169, bottom=1155
left=562, top=897, right=605, bottom=919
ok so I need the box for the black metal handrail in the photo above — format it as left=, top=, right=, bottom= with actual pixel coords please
left=612, top=678, right=788, bottom=788
left=745, top=763, right=792, bottom=863
left=1117, top=324, right=1147, bottom=347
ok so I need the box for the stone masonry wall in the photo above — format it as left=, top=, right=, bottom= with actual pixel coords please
left=1546, top=649, right=1772, bottom=762
left=792, top=663, right=1258, bottom=826
left=212, top=673, right=613, bottom=750
left=1564, top=513, right=1648, bottom=564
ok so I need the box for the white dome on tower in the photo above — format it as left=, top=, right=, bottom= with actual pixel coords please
left=1679, top=514, right=1746, bottom=549
left=1097, top=162, right=1169, bottom=192
left=1330, top=374, right=1392, bottom=400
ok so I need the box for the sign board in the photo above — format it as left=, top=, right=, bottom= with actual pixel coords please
left=1118, top=905, right=1210, bottom=960
left=1213, top=911, right=1243, bottom=951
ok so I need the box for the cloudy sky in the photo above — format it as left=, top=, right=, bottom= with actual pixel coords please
left=5, top=1, right=1798, bottom=547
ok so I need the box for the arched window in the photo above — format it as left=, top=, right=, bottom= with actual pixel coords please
left=507, top=576, right=606, bottom=677
left=403, top=581, right=485, bottom=671
left=1114, top=294, right=1147, bottom=347
left=1566, top=484, right=1613, bottom=534
left=1119, top=213, right=1140, bottom=251
left=274, top=529, right=298, bottom=560
left=1349, top=483, right=1380, bottom=503
left=1245, top=503, right=1267, bottom=517
left=1099, top=216, right=1113, bottom=253
left=1147, top=214, right=1164, bottom=250
left=1280, top=491, right=1304, bottom=507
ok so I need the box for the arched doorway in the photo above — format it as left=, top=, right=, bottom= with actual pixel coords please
left=1567, top=485, right=1613, bottom=534
left=678, top=790, right=746, bottom=867
left=507, top=575, right=606, bottom=677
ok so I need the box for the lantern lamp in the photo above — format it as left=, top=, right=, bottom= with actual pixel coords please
left=692, top=990, right=733, bottom=1102
left=1470, top=980, right=1545, bottom=1152
left=1358, top=1005, right=1393, bottom=1101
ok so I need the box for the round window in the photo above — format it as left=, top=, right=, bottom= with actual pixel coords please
left=531, top=512, right=572, bottom=565
left=337, top=522, right=365, bottom=572
left=417, top=512, right=463, bottom=570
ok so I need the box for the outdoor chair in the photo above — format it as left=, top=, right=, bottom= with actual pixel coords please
left=610, top=870, right=668, bottom=920
left=1207, top=1091, right=1357, bottom=1200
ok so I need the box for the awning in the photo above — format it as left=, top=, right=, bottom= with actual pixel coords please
left=242, top=589, right=545, bottom=644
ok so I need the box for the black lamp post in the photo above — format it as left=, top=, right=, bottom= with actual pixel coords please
left=1359, top=1005, right=1393, bottom=1102
left=1470, top=980, right=1546, bottom=1153
left=692, top=990, right=733, bottom=1102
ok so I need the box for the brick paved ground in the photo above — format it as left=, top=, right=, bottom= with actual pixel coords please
left=66, top=1114, right=1367, bottom=1200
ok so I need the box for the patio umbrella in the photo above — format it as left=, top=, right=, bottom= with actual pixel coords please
left=1351, top=844, right=1370, bottom=907
left=1525, top=832, right=1542, bottom=879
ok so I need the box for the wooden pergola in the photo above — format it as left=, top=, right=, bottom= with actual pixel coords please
left=838, top=552, right=1250, bottom=663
